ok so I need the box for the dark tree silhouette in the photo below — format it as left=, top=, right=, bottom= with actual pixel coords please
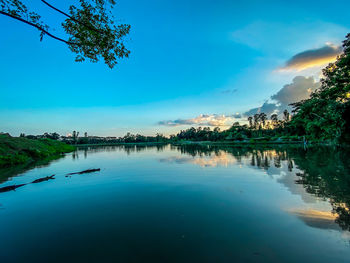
left=247, top=116, right=253, bottom=128
left=0, top=0, right=130, bottom=68
left=259, top=113, right=267, bottom=128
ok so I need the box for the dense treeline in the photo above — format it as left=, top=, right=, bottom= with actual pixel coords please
left=289, top=33, right=350, bottom=143
left=73, top=132, right=168, bottom=144
left=18, top=131, right=168, bottom=144
left=170, top=110, right=293, bottom=143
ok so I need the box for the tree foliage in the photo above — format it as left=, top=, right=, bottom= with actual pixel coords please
left=0, top=0, right=130, bottom=68
left=290, top=33, right=350, bottom=142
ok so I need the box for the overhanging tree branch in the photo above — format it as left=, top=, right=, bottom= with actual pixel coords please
left=41, top=0, right=72, bottom=19
left=41, top=0, right=103, bottom=34
left=0, top=0, right=130, bottom=68
left=0, top=10, right=76, bottom=45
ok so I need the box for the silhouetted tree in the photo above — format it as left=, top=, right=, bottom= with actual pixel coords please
left=283, top=109, right=290, bottom=122
left=248, top=116, right=253, bottom=128
left=72, top=131, right=79, bottom=144
left=259, top=113, right=267, bottom=128
left=0, top=0, right=130, bottom=68
left=253, top=114, right=260, bottom=129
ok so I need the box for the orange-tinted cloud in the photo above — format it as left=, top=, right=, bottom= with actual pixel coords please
left=279, top=43, right=342, bottom=71
left=287, top=208, right=339, bottom=230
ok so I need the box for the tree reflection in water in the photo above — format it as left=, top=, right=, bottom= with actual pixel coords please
left=171, top=144, right=350, bottom=231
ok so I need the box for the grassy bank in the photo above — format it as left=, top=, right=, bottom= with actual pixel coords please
left=0, top=134, right=75, bottom=167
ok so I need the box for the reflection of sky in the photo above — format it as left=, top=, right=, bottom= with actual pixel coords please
left=269, top=164, right=319, bottom=204
left=160, top=151, right=237, bottom=167
left=160, top=148, right=343, bottom=234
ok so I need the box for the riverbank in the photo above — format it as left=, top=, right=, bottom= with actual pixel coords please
left=0, top=134, right=75, bottom=168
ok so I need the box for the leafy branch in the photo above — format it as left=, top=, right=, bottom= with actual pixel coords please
left=0, top=0, right=130, bottom=68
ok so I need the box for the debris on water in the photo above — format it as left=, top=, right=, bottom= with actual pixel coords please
left=66, top=168, right=101, bottom=175
left=0, top=169, right=101, bottom=194
left=31, top=175, right=55, bottom=184
left=0, top=184, right=27, bottom=193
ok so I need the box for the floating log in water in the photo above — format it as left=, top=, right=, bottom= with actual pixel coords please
left=0, top=184, right=26, bottom=193
left=66, top=168, right=101, bottom=175
left=31, top=175, right=55, bottom=184
left=0, top=169, right=101, bottom=193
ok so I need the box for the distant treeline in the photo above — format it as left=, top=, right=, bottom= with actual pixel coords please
left=19, top=132, right=168, bottom=145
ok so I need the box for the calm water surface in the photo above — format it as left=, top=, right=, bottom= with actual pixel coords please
left=0, top=145, right=350, bottom=263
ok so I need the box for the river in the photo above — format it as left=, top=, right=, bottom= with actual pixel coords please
left=0, top=144, right=349, bottom=262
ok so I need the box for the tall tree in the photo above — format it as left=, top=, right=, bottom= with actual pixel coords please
left=259, top=113, right=267, bottom=128
left=253, top=114, right=260, bottom=129
left=247, top=116, right=253, bottom=128
left=283, top=109, right=290, bottom=122
left=291, top=33, right=350, bottom=142
left=270, top=114, right=278, bottom=127
left=0, top=0, right=130, bottom=68
left=72, top=130, right=79, bottom=144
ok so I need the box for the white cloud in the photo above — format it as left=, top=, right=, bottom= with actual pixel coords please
left=158, top=113, right=241, bottom=127
left=244, top=76, right=320, bottom=117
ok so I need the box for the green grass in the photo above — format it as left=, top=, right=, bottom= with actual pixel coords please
left=0, top=134, right=75, bottom=167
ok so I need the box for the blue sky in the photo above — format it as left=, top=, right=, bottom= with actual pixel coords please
left=1, top=0, right=349, bottom=136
